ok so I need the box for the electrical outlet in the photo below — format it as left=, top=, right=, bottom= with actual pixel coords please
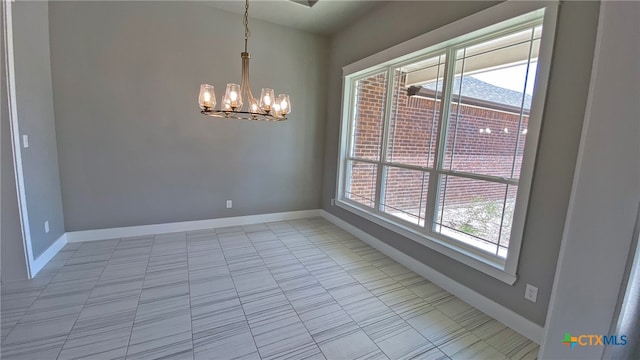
left=226, top=200, right=232, bottom=209
left=331, top=198, right=335, bottom=206
left=23, top=135, right=29, bottom=148
left=525, top=284, right=538, bottom=302
left=44, top=221, right=50, bottom=233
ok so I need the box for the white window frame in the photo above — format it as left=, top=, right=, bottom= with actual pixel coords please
left=335, top=1, right=559, bottom=284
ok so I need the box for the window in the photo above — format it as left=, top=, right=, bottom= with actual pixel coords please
left=336, top=5, right=557, bottom=283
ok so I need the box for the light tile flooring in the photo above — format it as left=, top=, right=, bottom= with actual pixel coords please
left=1, top=217, right=539, bottom=360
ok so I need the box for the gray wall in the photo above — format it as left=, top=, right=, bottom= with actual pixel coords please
left=11, top=0, right=65, bottom=259
left=1, top=3, right=28, bottom=281
left=322, top=1, right=600, bottom=326
left=541, top=1, right=640, bottom=357
left=48, top=1, right=328, bottom=232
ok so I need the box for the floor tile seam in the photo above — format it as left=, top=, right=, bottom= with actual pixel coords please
left=1, top=243, right=83, bottom=340
left=184, top=234, right=223, bottom=359
left=54, top=238, right=124, bottom=360
left=213, top=235, right=262, bottom=358
left=241, top=228, right=332, bottom=358
left=405, top=283, right=523, bottom=358
left=293, top=229, right=443, bottom=355
left=122, top=237, right=157, bottom=360
left=264, top=226, right=389, bottom=358
left=478, top=328, right=534, bottom=360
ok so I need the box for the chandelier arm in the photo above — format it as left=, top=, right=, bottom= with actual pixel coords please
left=244, top=58, right=256, bottom=102
left=240, top=53, right=262, bottom=114
left=198, top=0, right=288, bottom=121
left=201, top=110, right=286, bottom=122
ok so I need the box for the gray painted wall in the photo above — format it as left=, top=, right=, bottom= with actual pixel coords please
left=11, top=0, right=65, bottom=259
left=1, top=3, right=28, bottom=281
left=322, top=1, right=600, bottom=326
left=541, top=1, right=640, bottom=357
left=48, top=1, right=328, bottom=232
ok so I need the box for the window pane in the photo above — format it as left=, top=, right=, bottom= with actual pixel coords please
left=386, top=55, right=446, bottom=167
left=381, top=166, right=429, bottom=226
left=444, top=28, right=541, bottom=179
left=350, top=71, right=388, bottom=161
left=345, top=160, right=377, bottom=208
left=498, top=185, right=518, bottom=257
left=435, top=175, right=512, bottom=256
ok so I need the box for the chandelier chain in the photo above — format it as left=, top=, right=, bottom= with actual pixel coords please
left=243, top=0, right=250, bottom=53
left=198, top=0, right=289, bottom=121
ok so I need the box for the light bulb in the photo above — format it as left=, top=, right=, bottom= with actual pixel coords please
left=503, top=127, right=509, bottom=133
left=221, top=96, right=231, bottom=111
left=224, top=83, right=242, bottom=110
left=276, top=94, right=291, bottom=116
left=479, top=128, right=485, bottom=134
left=198, top=84, right=216, bottom=110
left=522, top=129, right=528, bottom=135
left=249, top=98, right=260, bottom=114
left=260, top=88, right=275, bottom=112
left=485, top=128, right=491, bottom=134
left=273, top=103, right=282, bottom=118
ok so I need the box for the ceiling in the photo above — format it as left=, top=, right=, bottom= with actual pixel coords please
left=201, top=0, right=383, bottom=35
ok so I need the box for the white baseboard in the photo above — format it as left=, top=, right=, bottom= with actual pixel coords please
left=320, top=210, right=544, bottom=344
left=30, top=233, right=67, bottom=277
left=65, top=209, right=322, bottom=243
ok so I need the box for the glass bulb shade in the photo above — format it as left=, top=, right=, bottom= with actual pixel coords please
left=222, top=95, right=232, bottom=111
left=276, top=94, right=291, bottom=115
left=259, top=88, right=275, bottom=112
left=249, top=98, right=260, bottom=114
left=198, top=84, right=216, bottom=110
left=272, top=103, right=282, bottom=118
left=224, top=83, right=242, bottom=110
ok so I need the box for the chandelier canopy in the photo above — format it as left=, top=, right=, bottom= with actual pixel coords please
left=198, top=0, right=290, bottom=121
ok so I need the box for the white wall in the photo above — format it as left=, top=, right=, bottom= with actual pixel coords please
left=540, top=1, right=640, bottom=358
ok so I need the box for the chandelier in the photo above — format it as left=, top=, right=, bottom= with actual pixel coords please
left=198, top=0, right=290, bottom=121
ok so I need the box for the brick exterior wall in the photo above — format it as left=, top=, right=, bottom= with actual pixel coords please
left=347, top=72, right=529, bottom=220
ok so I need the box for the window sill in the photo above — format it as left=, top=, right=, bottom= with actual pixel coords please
left=335, top=199, right=518, bottom=285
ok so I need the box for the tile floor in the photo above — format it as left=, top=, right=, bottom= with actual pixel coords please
left=1, top=217, right=539, bottom=360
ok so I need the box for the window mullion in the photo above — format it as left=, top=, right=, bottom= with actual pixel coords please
left=510, top=27, right=537, bottom=179
left=374, top=67, right=395, bottom=212
left=424, top=48, right=457, bottom=234
left=340, top=79, right=358, bottom=201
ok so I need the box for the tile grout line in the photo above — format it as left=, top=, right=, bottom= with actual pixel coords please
left=185, top=231, right=219, bottom=360
left=1, top=245, right=80, bottom=344
left=263, top=222, right=390, bottom=359
left=122, top=236, right=159, bottom=360
left=290, top=221, right=453, bottom=358
left=215, top=231, right=263, bottom=359
left=185, top=234, right=206, bottom=360
left=241, top=226, right=330, bottom=359
left=55, top=239, right=121, bottom=360
left=310, top=229, right=469, bottom=357
left=342, top=237, right=523, bottom=359
left=1, top=218, right=537, bottom=360
left=302, top=221, right=522, bottom=359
